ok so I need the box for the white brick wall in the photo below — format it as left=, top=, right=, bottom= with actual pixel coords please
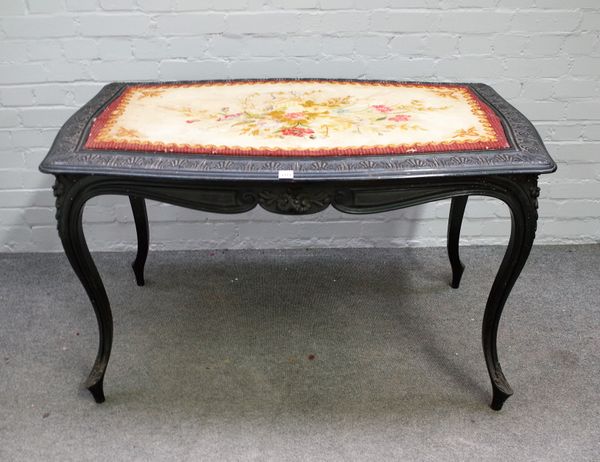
left=1, top=0, right=599, bottom=252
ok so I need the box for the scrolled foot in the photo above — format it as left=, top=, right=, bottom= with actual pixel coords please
left=489, top=372, right=513, bottom=410
left=490, top=387, right=512, bottom=411
left=450, top=262, right=465, bottom=289
left=85, top=361, right=108, bottom=403
left=86, top=380, right=106, bottom=403
left=132, top=261, right=145, bottom=286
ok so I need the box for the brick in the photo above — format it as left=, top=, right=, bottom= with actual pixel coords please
left=24, top=207, right=54, bottom=226
left=544, top=181, right=600, bottom=199
left=521, top=80, right=555, bottom=100
left=570, top=57, right=600, bottom=77
left=27, top=40, right=62, bottom=61
left=389, top=35, right=427, bottom=55
left=27, top=0, right=64, bottom=13
left=426, top=34, right=458, bottom=55
left=512, top=11, right=582, bottom=32
left=11, top=129, right=57, bottom=148
left=159, top=60, right=230, bottom=80
left=79, top=14, right=151, bottom=36
left=321, top=37, right=355, bottom=56
left=437, top=57, right=504, bottom=79
left=272, top=0, right=317, bottom=7
left=566, top=102, right=600, bottom=120
left=20, top=107, right=76, bottom=128
left=98, top=38, right=133, bottom=60
left=70, top=84, right=105, bottom=105
left=371, top=11, right=439, bottom=33
left=44, top=61, right=90, bottom=81
left=2, top=0, right=26, bottom=15
left=493, top=34, right=528, bottom=56
left=554, top=79, right=598, bottom=98
left=136, top=0, right=175, bottom=11
left=354, top=36, right=390, bottom=57
left=0, top=87, right=35, bottom=106
left=441, top=12, right=511, bottom=33
left=23, top=148, right=50, bottom=170
left=210, top=36, right=250, bottom=57
left=167, top=37, right=210, bottom=58
left=0, top=170, right=24, bottom=189
left=0, top=150, right=23, bottom=168
left=156, top=13, right=226, bottom=35
left=504, top=57, right=569, bottom=78
left=514, top=101, right=565, bottom=121
left=31, top=226, right=61, bottom=251
left=581, top=12, right=600, bottom=31
left=90, top=60, right=159, bottom=80
left=368, top=57, right=434, bottom=79
left=230, top=58, right=302, bottom=78
left=300, top=11, right=368, bottom=33
left=62, top=38, right=99, bottom=59
left=133, top=38, right=170, bottom=59
left=210, top=0, right=249, bottom=9
left=550, top=142, right=600, bottom=164
left=526, top=35, right=565, bottom=56
left=0, top=40, right=29, bottom=63
left=563, top=32, right=598, bottom=56
left=173, top=0, right=212, bottom=11
left=99, top=0, right=136, bottom=10
left=227, top=12, right=299, bottom=33
left=0, top=131, right=12, bottom=149
left=0, top=189, right=55, bottom=208
left=22, top=170, right=54, bottom=189
left=65, top=0, right=98, bottom=11
left=34, top=85, right=70, bottom=105
left=0, top=16, right=76, bottom=38
left=583, top=124, right=600, bottom=141
left=1, top=226, right=34, bottom=252
left=0, top=109, right=19, bottom=128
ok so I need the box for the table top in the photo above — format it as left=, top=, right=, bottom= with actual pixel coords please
left=40, top=79, right=556, bottom=181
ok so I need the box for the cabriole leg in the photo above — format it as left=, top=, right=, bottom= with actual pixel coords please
left=54, top=176, right=113, bottom=403
left=447, top=196, right=468, bottom=289
left=129, top=196, right=149, bottom=286
left=483, top=176, right=539, bottom=410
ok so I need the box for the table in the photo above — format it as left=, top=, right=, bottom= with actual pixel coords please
left=39, top=79, right=556, bottom=410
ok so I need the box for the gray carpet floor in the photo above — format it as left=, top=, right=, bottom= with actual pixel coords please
left=0, top=245, right=598, bottom=461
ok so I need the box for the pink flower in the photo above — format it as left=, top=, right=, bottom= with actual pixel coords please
left=372, top=104, right=392, bottom=113
left=281, top=127, right=315, bottom=137
left=284, top=112, right=306, bottom=120
left=217, top=112, right=242, bottom=121
left=389, top=114, right=411, bottom=122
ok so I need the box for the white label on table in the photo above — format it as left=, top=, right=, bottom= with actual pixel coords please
left=278, top=170, right=294, bottom=179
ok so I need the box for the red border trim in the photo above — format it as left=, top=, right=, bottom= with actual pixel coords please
left=84, top=81, right=510, bottom=157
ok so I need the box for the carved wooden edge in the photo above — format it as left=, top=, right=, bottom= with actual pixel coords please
left=53, top=174, right=80, bottom=240
left=39, top=80, right=556, bottom=181
left=51, top=172, right=541, bottom=221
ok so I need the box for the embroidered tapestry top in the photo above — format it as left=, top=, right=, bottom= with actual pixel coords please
left=84, top=80, right=510, bottom=157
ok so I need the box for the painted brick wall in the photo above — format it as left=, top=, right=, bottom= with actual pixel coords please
left=1, top=0, right=599, bottom=252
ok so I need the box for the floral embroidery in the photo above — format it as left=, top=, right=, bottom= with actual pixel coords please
left=452, top=126, right=480, bottom=139
left=84, top=81, right=511, bottom=157
left=372, top=104, right=393, bottom=113
left=281, top=127, right=315, bottom=137
left=197, top=90, right=434, bottom=141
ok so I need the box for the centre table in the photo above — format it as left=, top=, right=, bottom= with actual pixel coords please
left=39, top=79, right=556, bottom=410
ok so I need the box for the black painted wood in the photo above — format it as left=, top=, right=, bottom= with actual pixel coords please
left=129, top=196, right=148, bottom=286
left=448, top=196, right=468, bottom=289
left=41, top=79, right=556, bottom=410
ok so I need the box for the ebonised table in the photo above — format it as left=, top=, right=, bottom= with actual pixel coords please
left=39, top=79, right=556, bottom=410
